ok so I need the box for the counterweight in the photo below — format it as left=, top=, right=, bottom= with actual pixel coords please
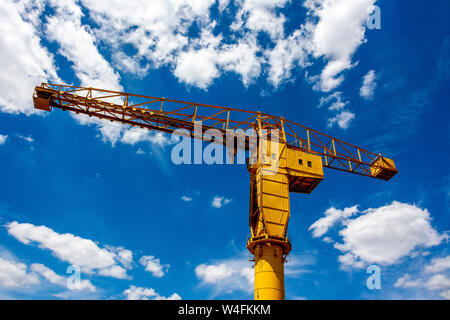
left=33, top=83, right=398, bottom=300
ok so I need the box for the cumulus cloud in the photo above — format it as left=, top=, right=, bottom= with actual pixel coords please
left=231, top=0, right=289, bottom=40
left=360, top=70, right=377, bottom=99
left=211, top=196, right=232, bottom=208
left=306, top=0, right=377, bottom=92
left=0, top=257, right=40, bottom=288
left=6, top=221, right=132, bottom=279
left=139, top=256, right=169, bottom=278
left=123, top=285, right=181, bottom=300
left=175, top=47, right=220, bottom=89
left=309, top=205, right=359, bottom=238
left=174, top=26, right=262, bottom=89
left=196, top=263, right=234, bottom=284
left=181, top=196, right=193, bottom=202
left=311, top=201, right=446, bottom=269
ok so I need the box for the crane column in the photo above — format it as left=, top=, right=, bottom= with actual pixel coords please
left=247, top=122, right=325, bottom=300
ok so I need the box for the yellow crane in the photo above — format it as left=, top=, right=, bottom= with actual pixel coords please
left=33, top=83, right=398, bottom=300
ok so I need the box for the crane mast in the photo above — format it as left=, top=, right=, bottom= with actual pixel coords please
left=33, top=83, right=398, bottom=300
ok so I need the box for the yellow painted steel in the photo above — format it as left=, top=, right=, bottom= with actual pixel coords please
left=254, top=243, right=285, bottom=300
left=370, top=156, right=397, bottom=178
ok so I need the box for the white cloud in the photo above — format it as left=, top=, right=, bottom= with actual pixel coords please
left=123, top=285, right=181, bottom=300
left=394, top=273, right=423, bottom=289
left=0, top=134, right=7, bottom=145
left=114, top=247, right=133, bottom=269
left=306, top=0, right=377, bottom=92
left=395, top=273, right=450, bottom=300
left=6, top=221, right=132, bottom=279
left=121, top=128, right=172, bottom=148
left=231, top=0, right=290, bottom=40
left=0, top=0, right=381, bottom=146
left=123, top=286, right=156, bottom=300
left=327, top=110, right=355, bottom=129
left=320, top=91, right=355, bottom=130
left=30, top=263, right=65, bottom=285
left=216, top=36, right=262, bottom=87
left=174, top=28, right=262, bottom=89
left=0, top=0, right=379, bottom=117
left=266, top=27, right=312, bottom=87
left=0, top=257, right=40, bottom=288
left=309, top=205, right=359, bottom=238
left=154, top=292, right=182, bottom=300
left=329, top=202, right=445, bottom=268
left=139, top=255, right=169, bottom=278
left=319, top=91, right=348, bottom=111
left=211, top=196, right=232, bottom=208
left=181, top=196, right=193, bottom=202
left=424, top=256, right=450, bottom=274
left=97, top=265, right=129, bottom=279
left=44, top=0, right=126, bottom=145
left=46, top=1, right=122, bottom=92
left=195, top=263, right=234, bottom=284
left=175, top=48, right=220, bottom=89
left=0, top=0, right=59, bottom=115
left=313, top=202, right=447, bottom=269
left=360, top=70, right=377, bottom=99
left=195, top=258, right=253, bottom=297
left=425, top=274, right=450, bottom=292
left=18, top=135, right=34, bottom=143
left=30, top=263, right=96, bottom=292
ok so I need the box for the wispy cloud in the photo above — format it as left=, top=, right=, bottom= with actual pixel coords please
left=18, top=135, right=34, bottom=143
left=0, top=134, right=7, bottom=145
left=360, top=70, right=377, bottom=99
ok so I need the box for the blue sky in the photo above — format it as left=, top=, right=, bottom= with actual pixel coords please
left=0, top=0, right=449, bottom=300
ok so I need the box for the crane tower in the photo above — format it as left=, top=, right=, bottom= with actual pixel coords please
left=33, top=83, right=398, bottom=300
